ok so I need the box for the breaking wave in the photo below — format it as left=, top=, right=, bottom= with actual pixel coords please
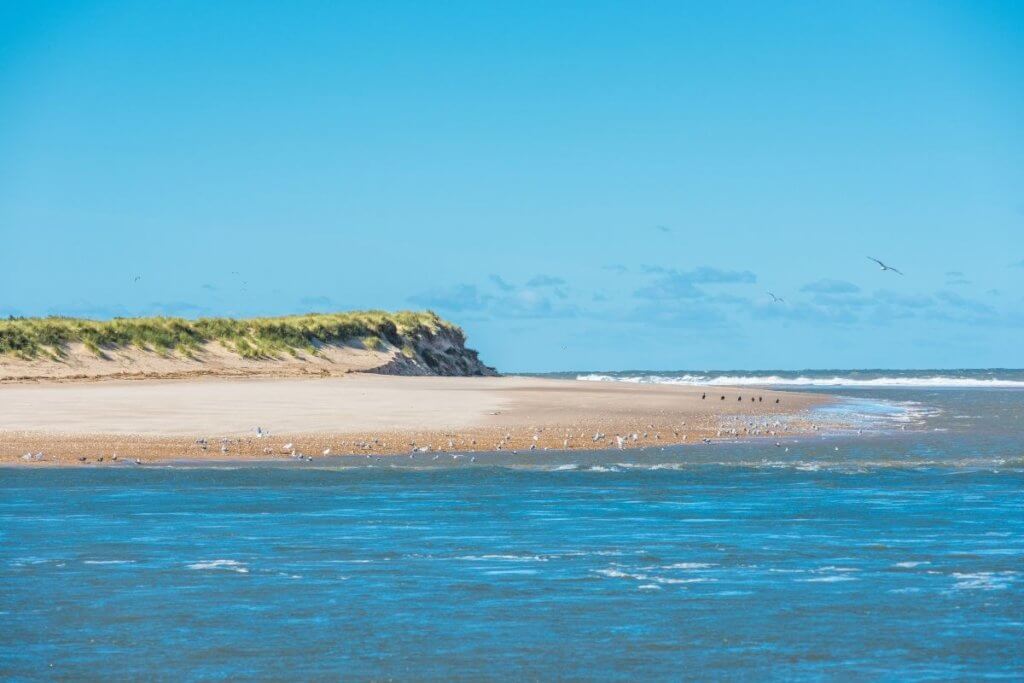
left=575, top=373, right=1024, bottom=388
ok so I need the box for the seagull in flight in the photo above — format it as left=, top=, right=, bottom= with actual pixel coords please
left=867, top=256, right=903, bottom=275
left=767, top=292, right=785, bottom=303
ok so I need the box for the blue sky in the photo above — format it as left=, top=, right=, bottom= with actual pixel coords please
left=1, top=1, right=1022, bottom=371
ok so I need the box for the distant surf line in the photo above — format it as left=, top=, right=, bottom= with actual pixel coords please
left=575, top=374, right=1024, bottom=388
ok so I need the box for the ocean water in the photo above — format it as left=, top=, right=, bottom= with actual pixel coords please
left=571, top=367, right=1024, bottom=388
left=2, top=373, right=1024, bottom=680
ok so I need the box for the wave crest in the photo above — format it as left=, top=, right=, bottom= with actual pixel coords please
left=575, top=373, right=1024, bottom=388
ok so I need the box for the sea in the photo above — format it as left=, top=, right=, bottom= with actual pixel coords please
left=2, top=369, right=1023, bottom=680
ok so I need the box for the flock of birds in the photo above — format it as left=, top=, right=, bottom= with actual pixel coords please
left=187, top=400, right=797, bottom=464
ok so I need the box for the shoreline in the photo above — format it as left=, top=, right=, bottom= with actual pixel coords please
left=0, top=374, right=829, bottom=466
left=0, top=420, right=826, bottom=466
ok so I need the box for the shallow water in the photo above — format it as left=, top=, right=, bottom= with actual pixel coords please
left=2, top=385, right=1023, bottom=679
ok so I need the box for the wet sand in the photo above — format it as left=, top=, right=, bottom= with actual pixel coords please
left=0, top=375, right=825, bottom=465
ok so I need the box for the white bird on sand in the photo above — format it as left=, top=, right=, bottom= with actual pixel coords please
left=867, top=256, right=904, bottom=275
left=767, top=292, right=785, bottom=303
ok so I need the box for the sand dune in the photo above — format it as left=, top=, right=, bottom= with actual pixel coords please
left=0, top=341, right=397, bottom=382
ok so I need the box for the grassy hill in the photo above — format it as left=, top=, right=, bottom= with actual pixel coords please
left=0, top=310, right=495, bottom=377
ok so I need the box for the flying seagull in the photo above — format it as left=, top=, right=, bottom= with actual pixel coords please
left=867, top=256, right=904, bottom=275
left=767, top=292, right=785, bottom=303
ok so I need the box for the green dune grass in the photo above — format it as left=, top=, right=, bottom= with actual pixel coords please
left=0, top=310, right=458, bottom=361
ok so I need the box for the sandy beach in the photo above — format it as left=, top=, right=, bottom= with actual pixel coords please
left=0, top=374, right=824, bottom=465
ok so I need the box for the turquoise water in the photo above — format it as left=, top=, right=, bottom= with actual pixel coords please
left=2, top=381, right=1023, bottom=679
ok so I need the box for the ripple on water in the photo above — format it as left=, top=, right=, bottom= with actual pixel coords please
left=951, top=571, right=1019, bottom=591
left=456, top=554, right=549, bottom=562
left=658, top=562, right=716, bottom=570
left=186, top=559, right=249, bottom=573
left=594, top=565, right=716, bottom=585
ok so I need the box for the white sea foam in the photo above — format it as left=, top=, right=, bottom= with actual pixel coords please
left=951, top=571, right=1019, bottom=591
left=660, top=562, right=715, bottom=570
left=561, top=550, right=624, bottom=557
left=595, top=566, right=715, bottom=585
left=893, top=561, right=929, bottom=568
left=11, top=557, right=56, bottom=566
left=576, top=373, right=1024, bottom=388
left=594, top=567, right=636, bottom=579
left=653, top=577, right=711, bottom=584
left=187, top=559, right=249, bottom=573
left=457, top=554, right=548, bottom=562
left=799, top=575, right=858, bottom=583
left=610, top=463, right=684, bottom=471
left=83, top=560, right=135, bottom=565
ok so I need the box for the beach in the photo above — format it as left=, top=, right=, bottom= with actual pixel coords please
left=0, top=374, right=823, bottom=465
